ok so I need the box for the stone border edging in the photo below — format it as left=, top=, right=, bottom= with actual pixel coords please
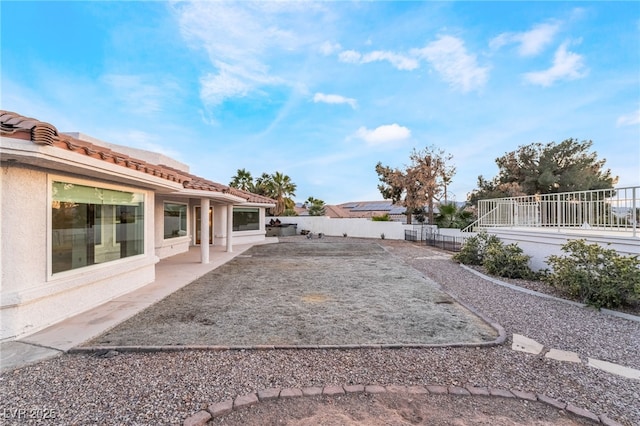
left=182, top=383, right=623, bottom=426
left=460, top=264, right=640, bottom=323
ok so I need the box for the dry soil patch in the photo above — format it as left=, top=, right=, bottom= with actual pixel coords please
left=85, top=241, right=497, bottom=347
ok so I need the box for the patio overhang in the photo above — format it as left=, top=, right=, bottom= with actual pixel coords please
left=173, top=189, right=247, bottom=204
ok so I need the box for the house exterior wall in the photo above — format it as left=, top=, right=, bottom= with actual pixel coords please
left=0, top=110, right=275, bottom=341
left=1, top=166, right=157, bottom=341
left=271, top=216, right=413, bottom=240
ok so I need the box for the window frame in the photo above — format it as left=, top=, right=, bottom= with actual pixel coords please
left=48, top=175, right=146, bottom=278
left=232, top=207, right=261, bottom=232
left=163, top=202, right=189, bottom=240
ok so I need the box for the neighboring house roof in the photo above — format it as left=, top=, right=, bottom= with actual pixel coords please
left=324, top=204, right=353, bottom=218
left=341, top=200, right=407, bottom=215
left=0, top=110, right=275, bottom=206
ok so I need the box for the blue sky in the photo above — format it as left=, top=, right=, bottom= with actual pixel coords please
left=2, top=1, right=639, bottom=205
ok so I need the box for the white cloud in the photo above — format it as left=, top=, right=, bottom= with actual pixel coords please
left=200, top=71, right=251, bottom=106
left=411, top=36, right=489, bottom=92
left=173, top=2, right=319, bottom=108
left=524, top=41, right=587, bottom=86
left=320, top=41, right=342, bottom=55
left=490, top=22, right=560, bottom=56
left=313, top=92, right=357, bottom=109
left=361, top=51, right=419, bottom=71
left=354, top=124, right=411, bottom=145
left=102, top=74, right=171, bottom=115
left=338, top=49, right=418, bottom=71
left=616, top=109, right=640, bottom=127
left=339, top=50, right=363, bottom=63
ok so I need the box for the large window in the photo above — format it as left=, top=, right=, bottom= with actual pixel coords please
left=164, top=203, right=188, bottom=239
left=233, top=207, right=260, bottom=231
left=51, top=181, right=145, bottom=274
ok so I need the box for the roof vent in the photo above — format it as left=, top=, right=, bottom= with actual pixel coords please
left=31, top=124, right=57, bottom=145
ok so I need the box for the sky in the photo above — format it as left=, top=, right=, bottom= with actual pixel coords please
left=2, top=1, right=639, bottom=205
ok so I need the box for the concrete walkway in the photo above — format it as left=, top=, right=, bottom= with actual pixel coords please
left=0, top=240, right=277, bottom=372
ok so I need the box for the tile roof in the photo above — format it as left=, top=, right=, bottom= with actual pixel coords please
left=0, top=110, right=275, bottom=205
left=324, top=204, right=353, bottom=218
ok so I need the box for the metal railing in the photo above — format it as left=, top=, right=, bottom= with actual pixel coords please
left=464, top=186, right=639, bottom=237
left=405, top=228, right=467, bottom=252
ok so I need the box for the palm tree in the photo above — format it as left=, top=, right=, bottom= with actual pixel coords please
left=434, top=202, right=474, bottom=229
left=304, top=196, right=326, bottom=216
left=270, top=172, right=297, bottom=216
left=229, top=168, right=254, bottom=192
left=254, top=172, right=275, bottom=197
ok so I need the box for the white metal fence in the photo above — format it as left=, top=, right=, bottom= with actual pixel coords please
left=467, top=186, right=639, bottom=237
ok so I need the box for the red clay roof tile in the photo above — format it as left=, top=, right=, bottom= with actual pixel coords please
left=0, top=110, right=275, bottom=205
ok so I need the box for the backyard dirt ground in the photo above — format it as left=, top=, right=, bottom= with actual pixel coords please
left=85, top=240, right=498, bottom=347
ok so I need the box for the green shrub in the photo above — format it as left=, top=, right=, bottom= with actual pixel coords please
left=453, top=231, right=501, bottom=265
left=371, top=214, right=391, bottom=221
left=483, top=243, right=533, bottom=279
left=544, top=239, right=640, bottom=309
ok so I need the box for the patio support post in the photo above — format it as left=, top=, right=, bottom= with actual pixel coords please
left=201, top=198, right=210, bottom=264
left=226, top=204, right=233, bottom=253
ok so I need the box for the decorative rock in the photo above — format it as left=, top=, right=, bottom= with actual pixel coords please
left=587, top=358, right=640, bottom=380
left=426, top=385, right=448, bottom=394
left=448, top=386, right=471, bottom=396
left=280, top=388, right=303, bottom=399
left=343, top=384, right=365, bottom=393
left=258, top=388, right=281, bottom=401
left=566, top=404, right=600, bottom=423
left=537, top=394, right=566, bottom=410
left=183, top=410, right=211, bottom=426
left=465, top=386, right=490, bottom=396
left=512, top=334, right=544, bottom=355
left=233, top=393, right=259, bottom=409
left=208, top=400, right=233, bottom=417
left=385, top=385, right=408, bottom=394
left=323, top=385, right=345, bottom=396
left=545, top=349, right=581, bottom=363
left=406, top=385, right=428, bottom=394
left=301, top=387, right=323, bottom=396
left=365, top=385, right=386, bottom=394
left=489, top=388, right=515, bottom=398
left=510, top=389, right=537, bottom=401
left=600, top=414, right=624, bottom=426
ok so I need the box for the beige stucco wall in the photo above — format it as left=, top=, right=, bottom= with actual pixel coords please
left=0, top=166, right=158, bottom=341
left=1, top=166, right=49, bottom=294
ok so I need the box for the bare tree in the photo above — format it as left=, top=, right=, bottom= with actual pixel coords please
left=376, top=145, right=455, bottom=224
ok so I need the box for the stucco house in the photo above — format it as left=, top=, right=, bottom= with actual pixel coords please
left=0, top=110, right=275, bottom=341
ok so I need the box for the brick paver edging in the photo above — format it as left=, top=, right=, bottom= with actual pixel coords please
left=182, top=383, right=623, bottom=426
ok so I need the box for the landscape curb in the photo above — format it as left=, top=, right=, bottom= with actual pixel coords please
left=182, top=383, right=623, bottom=426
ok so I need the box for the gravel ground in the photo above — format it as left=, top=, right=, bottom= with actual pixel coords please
left=1, top=237, right=638, bottom=425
